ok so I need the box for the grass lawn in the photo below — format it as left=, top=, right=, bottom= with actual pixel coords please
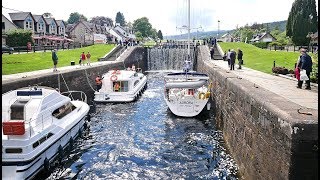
left=143, top=41, right=157, bottom=47
left=219, top=42, right=301, bottom=74
left=2, top=44, right=116, bottom=75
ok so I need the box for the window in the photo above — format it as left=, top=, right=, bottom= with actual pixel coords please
left=51, top=25, right=55, bottom=33
left=32, top=132, right=54, bottom=149
left=134, top=80, right=140, bottom=87
left=5, top=148, right=23, bottom=154
left=26, top=21, right=32, bottom=29
left=38, top=22, right=44, bottom=31
left=10, top=100, right=29, bottom=120
left=2, top=22, right=5, bottom=29
left=52, top=102, right=76, bottom=119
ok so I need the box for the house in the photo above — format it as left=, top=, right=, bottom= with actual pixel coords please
left=221, top=33, right=233, bottom=42
left=250, top=32, right=276, bottom=43
left=44, top=18, right=57, bottom=35
left=66, top=20, right=94, bottom=45
left=9, top=12, right=35, bottom=32
left=2, top=14, right=18, bottom=45
left=114, top=24, right=136, bottom=41
left=33, top=15, right=47, bottom=35
left=56, top=20, right=66, bottom=36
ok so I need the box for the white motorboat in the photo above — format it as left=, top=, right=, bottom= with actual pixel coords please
left=163, top=0, right=211, bottom=117
left=2, top=86, right=90, bottom=180
left=94, top=68, right=147, bottom=102
left=164, top=72, right=211, bottom=117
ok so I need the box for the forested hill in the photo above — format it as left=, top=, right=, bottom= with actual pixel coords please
left=165, top=20, right=287, bottom=40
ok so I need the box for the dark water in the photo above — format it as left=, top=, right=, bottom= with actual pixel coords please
left=40, top=72, right=239, bottom=180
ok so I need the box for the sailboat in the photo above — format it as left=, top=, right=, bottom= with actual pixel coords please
left=163, top=0, right=211, bottom=117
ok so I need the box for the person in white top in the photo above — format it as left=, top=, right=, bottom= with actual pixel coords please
left=226, top=49, right=231, bottom=67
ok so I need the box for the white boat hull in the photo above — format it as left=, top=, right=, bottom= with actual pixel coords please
left=2, top=87, right=90, bottom=180
left=164, top=94, right=209, bottom=117
left=94, top=74, right=147, bottom=103
left=2, top=115, right=87, bottom=180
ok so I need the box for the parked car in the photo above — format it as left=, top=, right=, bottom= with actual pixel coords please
left=2, top=45, right=14, bottom=54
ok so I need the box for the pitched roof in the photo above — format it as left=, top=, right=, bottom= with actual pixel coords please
left=44, top=18, right=57, bottom=25
left=55, top=20, right=66, bottom=27
left=9, top=12, right=33, bottom=21
left=32, top=15, right=47, bottom=23
left=2, top=14, right=18, bottom=28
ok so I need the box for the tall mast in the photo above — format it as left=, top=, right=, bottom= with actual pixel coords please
left=187, top=0, right=190, bottom=57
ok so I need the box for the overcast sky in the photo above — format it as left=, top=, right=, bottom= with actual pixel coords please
left=2, top=0, right=318, bottom=36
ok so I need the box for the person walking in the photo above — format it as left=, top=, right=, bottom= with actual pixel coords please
left=86, top=52, right=91, bottom=66
left=52, top=49, right=58, bottom=72
left=237, top=48, right=243, bottom=69
left=226, top=49, right=231, bottom=67
left=95, top=75, right=103, bottom=92
left=80, top=52, right=86, bottom=66
left=210, top=47, right=215, bottom=59
left=296, top=48, right=313, bottom=90
left=229, top=49, right=236, bottom=70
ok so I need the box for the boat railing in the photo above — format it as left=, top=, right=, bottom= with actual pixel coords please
left=61, top=91, right=87, bottom=103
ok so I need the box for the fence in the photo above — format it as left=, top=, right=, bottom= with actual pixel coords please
left=7, top=44, right=91, bottom=54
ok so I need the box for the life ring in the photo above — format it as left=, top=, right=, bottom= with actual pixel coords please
left=110, top=75, right=118, bottom=81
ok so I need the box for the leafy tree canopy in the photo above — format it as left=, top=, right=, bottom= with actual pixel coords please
left=115, top=12, right=126, bottom=26
left=90, top=16, right=113, bottom=27
left=286, top=0, right=318, bottom=45
left=67, top=12, right=87, bottom=24
left=132, top=17, right=152, bottom=38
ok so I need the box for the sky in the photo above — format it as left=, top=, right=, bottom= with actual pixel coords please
left=2, top=0, right=318, bottom=36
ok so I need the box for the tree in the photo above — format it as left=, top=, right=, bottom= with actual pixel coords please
left=286, top=0, right=318, bottom=45
left=150, top=28, right=158, bottom=39
left=135, top=31, right=143, bottom=42
left=67, top=12, right=87, bottom=24
left=132, top=17, right=152, bottom=37
left=157, top=30, right=163, bottom=40
left=115, top=12, right=126, bottom=26
left=90, top=16, right=113, bottom=27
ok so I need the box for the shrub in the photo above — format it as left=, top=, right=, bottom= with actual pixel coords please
left=272, top=66, right=289, bottom=74
left=310, top=53, right=318, bottom=83
left=252, top=42, right=269, bottom=49
left=6, top=29, right=33, bottom=47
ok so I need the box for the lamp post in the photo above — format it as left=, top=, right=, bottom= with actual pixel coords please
left=217, top=20, right=220, bottom=38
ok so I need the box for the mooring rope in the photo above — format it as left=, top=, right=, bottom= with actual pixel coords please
left=59, top=72, right=75, bottom=100
left=84, top=69, right=96, bottom=92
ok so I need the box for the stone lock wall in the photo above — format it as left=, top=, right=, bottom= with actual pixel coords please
left=196, top=46, right=318, bottom=180
left=2, top=47, right=148, bottom=103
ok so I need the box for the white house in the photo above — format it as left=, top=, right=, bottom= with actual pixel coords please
left=221, top=33, right=233, bottom=42
left=250, top=32, right=277, bottom=43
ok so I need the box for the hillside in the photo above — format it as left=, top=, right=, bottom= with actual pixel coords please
left=166, top=20, right=287, bottom=40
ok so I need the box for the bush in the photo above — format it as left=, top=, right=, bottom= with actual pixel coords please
left=6, top=29, right=33, bottom=47
left=272, top=66, right=289, bottom=75
left=252, top=42, right=269, bottom=49
left=310, top=53, right=318, bottom=83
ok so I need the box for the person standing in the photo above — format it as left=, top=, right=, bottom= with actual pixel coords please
left=52, top=49, right=58, bottom=72
left=95, top=75, right=103, bottom=92
left=229, top=49, right=236, bottom=70
left=81, top=52, right=86, bottom=66
left=296, top=48, right=313, bottom=90
left=237, top=48, right=243, bottom=69
left=86, top=52, right=91, bottom=66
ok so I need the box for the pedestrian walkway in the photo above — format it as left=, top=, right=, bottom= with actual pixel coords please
left=2, top=47, right=135, bottom=84
left=210, top=60, right=318, bottom=110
